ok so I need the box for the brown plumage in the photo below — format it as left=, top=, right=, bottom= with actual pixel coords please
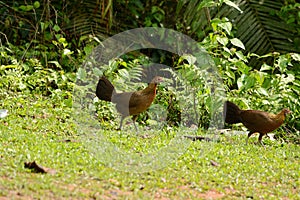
left=96, top=76, right=163, bottom=131
left=224, top=101, right=291, bottom=145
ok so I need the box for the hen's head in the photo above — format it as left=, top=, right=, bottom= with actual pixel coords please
left=282, top=108, right=292, bottom=116
left=151, top=76, right=164, bottom=84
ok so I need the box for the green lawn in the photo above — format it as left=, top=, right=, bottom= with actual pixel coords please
left=0, top=94, right=299, bottom=199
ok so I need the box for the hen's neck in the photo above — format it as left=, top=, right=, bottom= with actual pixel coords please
left=272, top=110, right=287, bottom=123
left=142, top=83, right=157, bottom=95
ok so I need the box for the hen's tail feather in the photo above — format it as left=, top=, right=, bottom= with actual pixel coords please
left=224, top=101, right=242, bottom=124
left=96, top=77, right=115, bottom=102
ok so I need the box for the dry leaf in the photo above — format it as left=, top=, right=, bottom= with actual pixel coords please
left=184, top=135, right=213, bottom=142
left=24, top=161, right=56, bottom=175
left=210, top=160, right=220, bottom=167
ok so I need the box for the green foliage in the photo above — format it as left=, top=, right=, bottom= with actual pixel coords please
left=144, top=5, right=165, bottom=27
left=200, top=17, right=300, bottom=143
left=1, top=1, right=101, bottom=72
left=277, top=1, right=300, bottom=48
left=2, top=1, right=298, bottom=142
left=0, top=44, right=74, bottom=105
left=166, top=54, right=215, bottom=129
left=89, top=16, right=299, bottom=137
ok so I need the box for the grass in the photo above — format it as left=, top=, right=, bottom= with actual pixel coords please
left=0, top=93, right=299, bottom=199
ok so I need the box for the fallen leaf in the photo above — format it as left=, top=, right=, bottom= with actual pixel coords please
left=58, top=139, right=79, bottom=143
left=161, top=178, right=166, bottom=183
left=0, top=109, right=8, bottom=118
left=184, top=135, right=213, bottom=142
left=24, top=161, right=56, bottom=175
left=210, top=160, right=219, bottom=167
left=139, top=185, right=145, bottom=190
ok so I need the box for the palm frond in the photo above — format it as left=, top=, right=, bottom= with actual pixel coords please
left=177, top=0, right=300, bottom=66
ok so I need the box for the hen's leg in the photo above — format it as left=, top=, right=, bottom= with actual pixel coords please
left=117, top=116, right=125, bottom=130
left=132, top=115, right=138, bottom=132
left=246, top=131, right=255, bottom=145
left=258, top=133, right=265, bottom=146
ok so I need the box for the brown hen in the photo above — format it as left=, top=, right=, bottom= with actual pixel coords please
left=224, top=101, right=291, bottom=145
left=96, top=76, right=163, bottom=131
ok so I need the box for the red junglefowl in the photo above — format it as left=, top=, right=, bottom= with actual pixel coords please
left=96, top=76, right=163, bottom=131
left=224, top=101, right=291, bottom=145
